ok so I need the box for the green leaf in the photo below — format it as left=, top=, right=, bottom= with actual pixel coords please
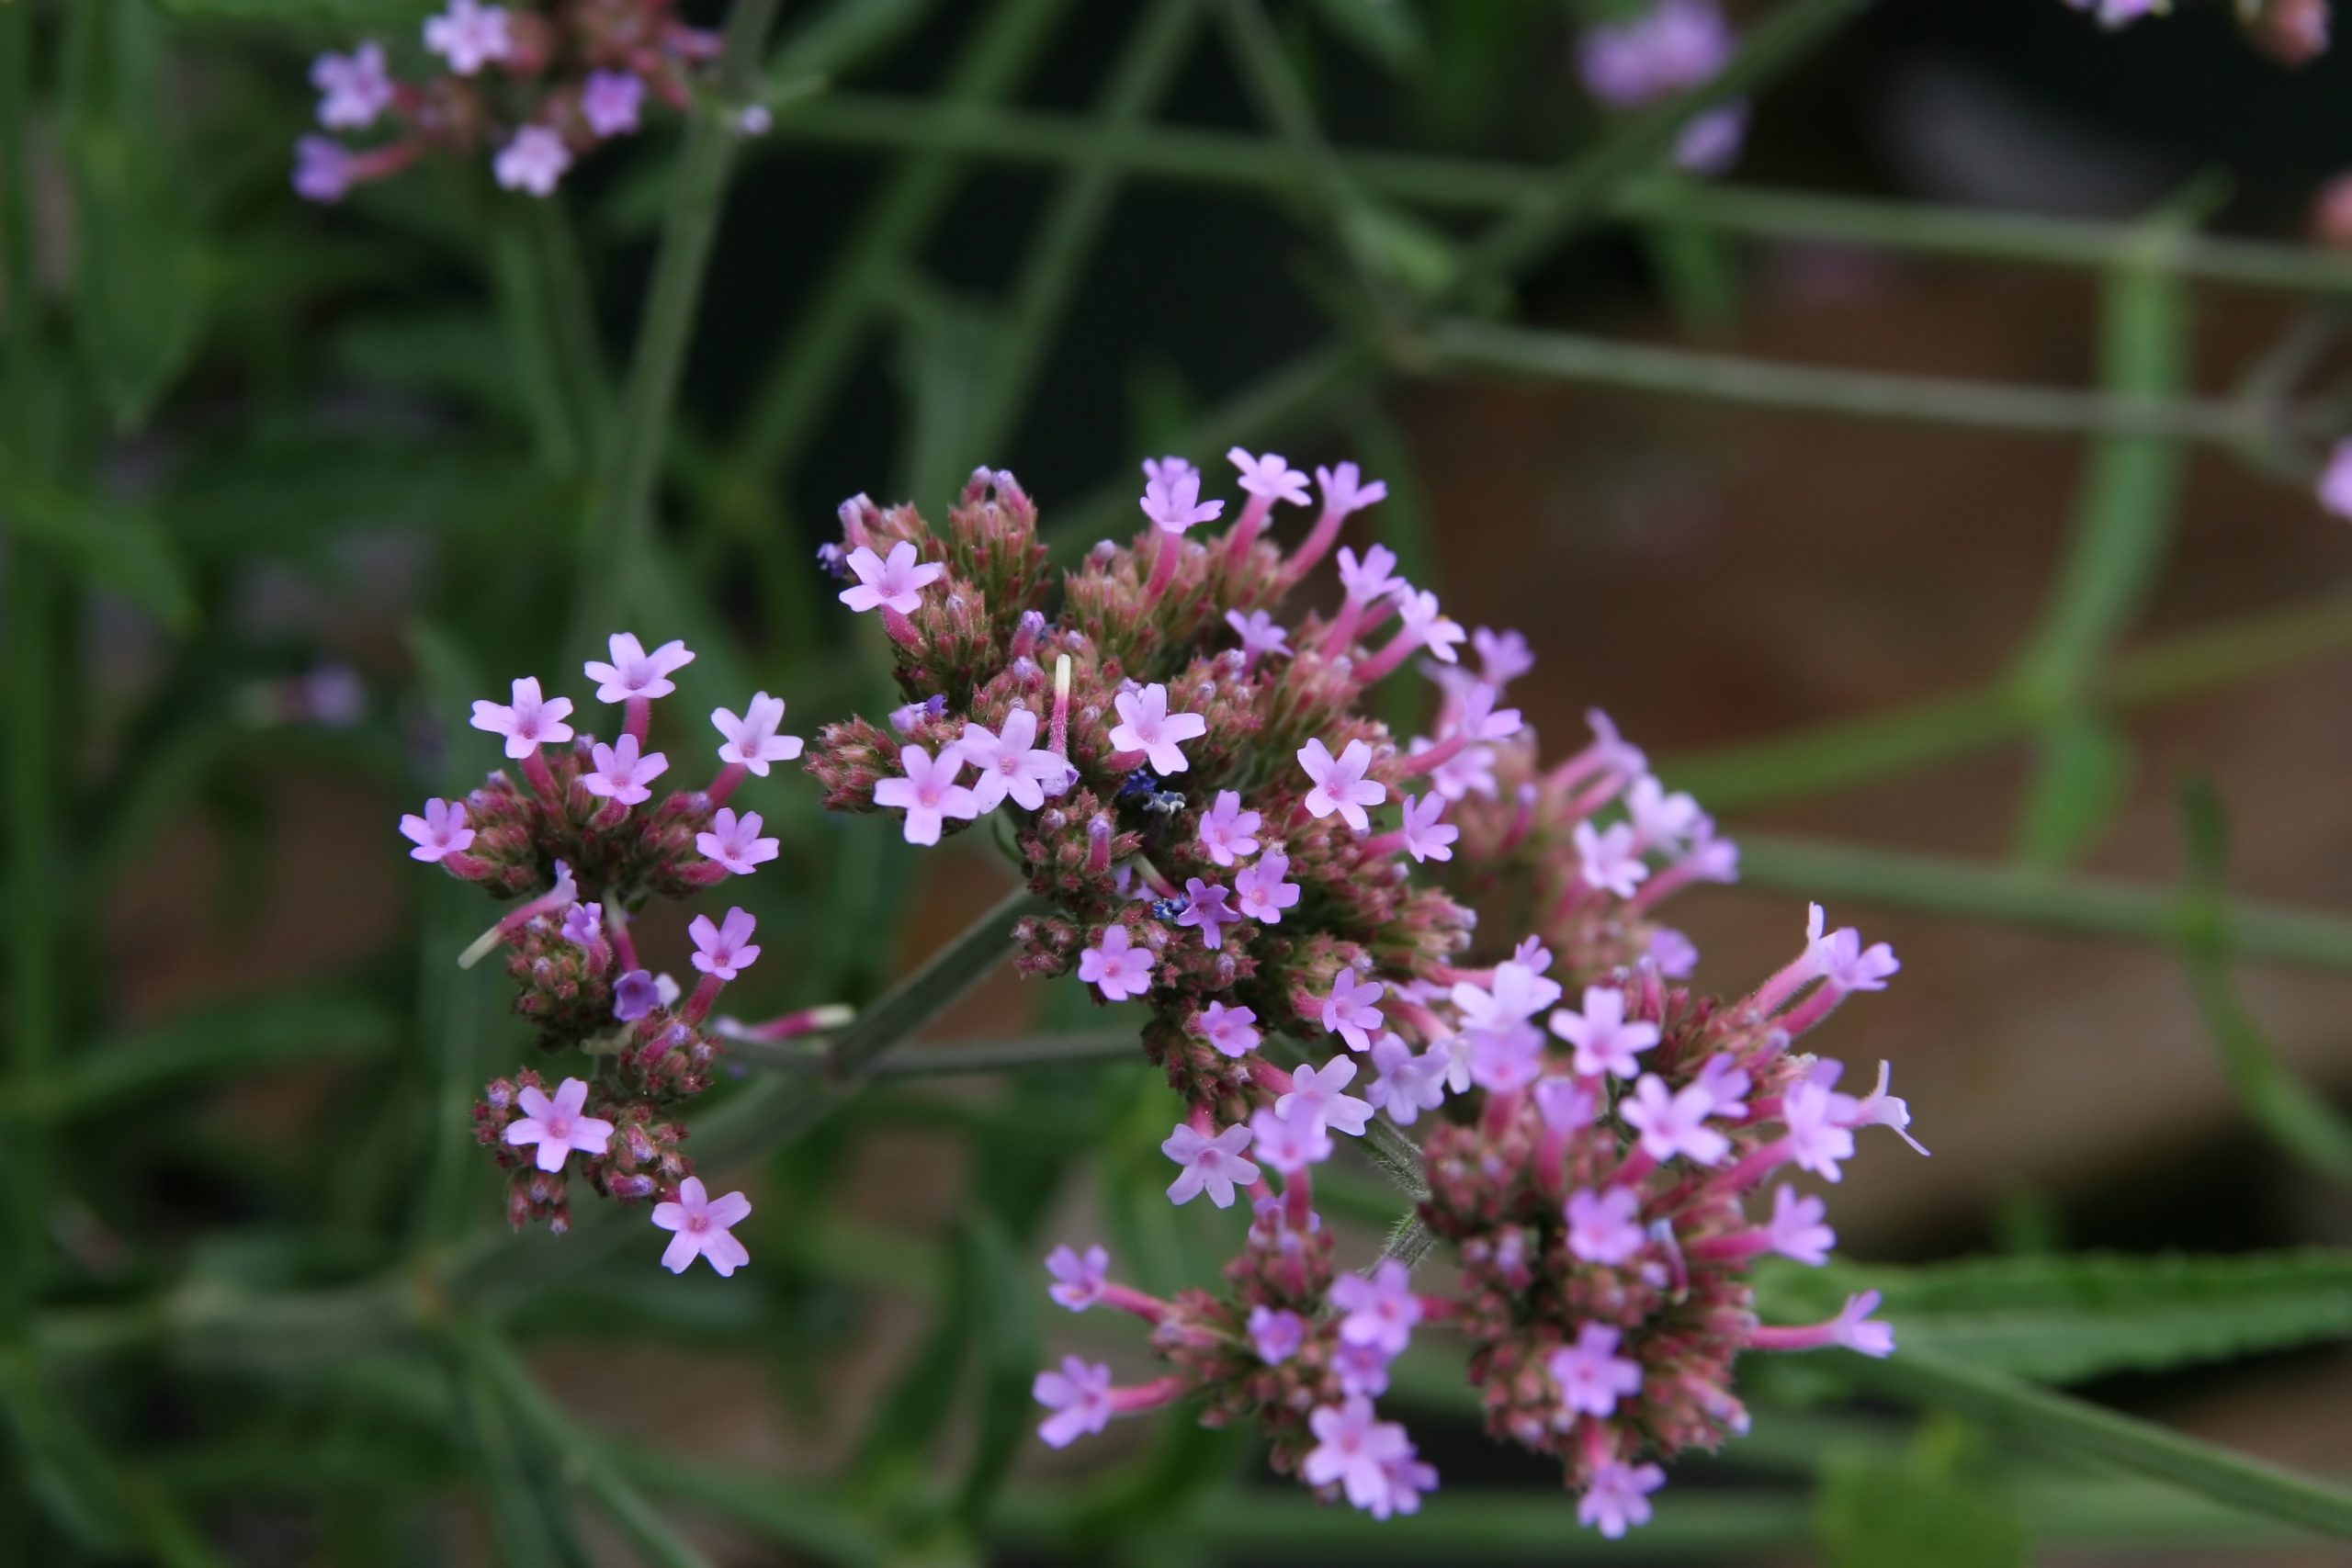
left=1759, top=1250, right=2352, bottom=1383
left=0, top=1351, right=138, bottom=1553
left=1304, top=0, right=1426, bottom=73
left=2014, top=715, right=2132, bottom=867
left=1814, top=1430, right=2027, bottom=1568
left=9, top=989, right=396, bottom=1120
left=9, top=484, right=196, bottom=630
left=954, top=1222, right=1044, bottom=1529
left=888, top=281, right=1006, bottom=509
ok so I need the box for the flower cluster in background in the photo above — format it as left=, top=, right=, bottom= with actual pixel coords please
left=401, top=633, right=826, bottom=1269
left=294, top=0, right=726, bottom=203
left=803, top=451, right=1927, bottom=1535
left=1575, top=0, right=1747, bottom=176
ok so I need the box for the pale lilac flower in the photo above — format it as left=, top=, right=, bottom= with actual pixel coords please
left=1366, top=1034, right=1448, bottom=1125
left=1193, top=1000, right=1260, bottom=1057
left=613, top=969, right=660, bottom=1021
left=584, top=632, right=694, bottom=703
left=1574, top=819, right=1648, bottom=898
left=652, top=1177, right=752, bottom=1276
left=1690, top=1053, right=1751, bottom=1119
left=1033, top=1356, right=1114, bottom=1448
left=1676, top=101, right=1747, bottom=175
left=1378, top=1450, right=1439, bottom=1519
left=1514, top=935, right=1555, bottom=974
left=1045, top=1243, right=1109, bottom=1310
left=1303, top=1397, right=1412, bottom=1515
left=1584, top=707, right=1648, bottom=778
left=1300, top=738, right=1386, bottom=831
left=1321, top=967, right=1385, bottom=1050
left=1160, top=1122, right=1258, bottom=1208
left=1393, top=589, right=1465, bottom=664
left=1315, top=462, right=1388, bottom=521
left=1278, top=1056, right=1374, bottom=1137
left=1418, top=737, right=1497, bottom=801
left=1781, top=1077, right=1858, bottom=1181
left=1669, top=817, right=1741, bottom=885
left=1768, top=1185, right=1836, bottom=1266
left=401, top=797, right=475, bottom=862
left=1332, top=1259, right=1421, bottom=1355
left=1394, top=793, right=1456, bottom=863
left=1108, top=684, right=1207, bottom=774
left=1142, top=455, right=1197, bottom=488
left=1249, top=1105, right=1332, bottom=1173
left=732, top=104, right=773, bottom=135
left=424, top=0, right=512, bottom=74
left=1467, top=1023, right=1544, bottom=1094
left=1453, top=961, right=1561, bottom=1032
left=1622, top=1075, right=1730, bottom=1166
left=1249, top=1304, right=1305, bottom=1364
left=2320, top=440, right=2352, bottom=520
left=1578, top=1460, right=1665, bottom=1540
left=1534, top=1076, right=1599, bottom=1131
left=696, top=807, right=778, bottom=874
left=504, top=1077, right=614, bottom=1173
left=1233, top=850, right=1300, bottom=922
left=959, top=707, right=1065, bottom=812
left=1334, top=543, right=1405, bottom=606
left=1228, top=447, right=1310, bottom=504
left=1549, top=986, right=1659, bottom=1080
left=1078, top=924, right=1155, bottom=1001
left=1196, top=790, right=1262, bottom=866
left=1453, top=681, right=1524, bottom=742
left=1830, top=1290, right=1895, bottom=1356
left=1140, top=468, right=1224, bottom=535
left=1333, top=1337, right=1395, bottom=1397
left=560, top=905, right=600, bottom=949
left=1474, top=626, right=1533, bottom=688
left=1625, top=775, right=1702, bottom=848
left=1849, top=1059, right=1930, bottom=1156
left=582, top=733, right=669, bottom=806
left=1577, top=0, right=1732, bottom=106
left=839, top=541, right=944, bottom=615
left=311, top=42, right=392, bottom=130
left=1175, top=877, right=1238, bottom=951
left=1225, top=608, right=1291, bottom=665
left=292, top=137, right=354, bottom=203
left=685, top=907, right=760, bottom=981
left=1566, top=1186, right=1645, bottom=1266
left=873, top=744, right=980, bottom=846
left=494, top=127, right=572, bottom=197
left=470, top=677, right=573, bottom=759
left=1549, top=1322, right=1643, bottom=1417
left=581, top=70, right=646, bottom=137
left=1650, top=926, right=1700, bottom=977
left=711, top=692, right=804, bottom=773
left=1815, top=923, right=1902, bottom=994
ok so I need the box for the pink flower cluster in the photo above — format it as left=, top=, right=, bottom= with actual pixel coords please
left=1574, top=0, right=1747, bottom=176
left=293, top=0, right=729, bottom=204
left=804, top=449, right=1924, bottom=1532
left=403, top=631, right=817, bottom=1273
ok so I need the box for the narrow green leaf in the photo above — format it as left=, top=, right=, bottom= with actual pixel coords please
left=888, top=283, right=1006, bottom=509
left=1304, top=0, right=1426, bottom=73
left=9, top=484, right=195, bottom=631
left=446, top=1346, right=597, bottom=1568
left=8, top=990, right=396, bottom=1120
left=956, top=1218, right=1044, bottom=1528
left=0, top=1351, right=139, bottom=1553
left=2014, top=715, right=2132, bottom=867
left=1814, top=1432, right=2028, bottom=1568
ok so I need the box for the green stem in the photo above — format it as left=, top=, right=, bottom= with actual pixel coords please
left=567, top=0, right=786, bottom=654
left=489, top=212, right=580, bottom=477
left=734, top=1028, right=1138, bottom=1077
left=530, top=195, right=611, bottom=449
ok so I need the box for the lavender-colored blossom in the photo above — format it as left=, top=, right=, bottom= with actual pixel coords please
left=1175, top=877, right=1238, bottom=951
left=1848, top=1059, right=1929, bottom=1156
left=1045, top=1243, right=1110, bottom=1310
left=1299, top=738, right=1386, bottom=832
left=1365, top=1034, right=1448, bottom=1125
left=1549, top=1322, right=1643, bottom=1417
left=959, top=707, right=1065, bottom=813
left=292, top=136, right=355, bottom=203
left=1302, top=1397, right=1413, bottom=1515
left=582, top=733, right=669, bottom=805
left=1578, top=1460, right=1666, bottom=1540
left=401, top=797, right=474, bottom=862
left=504, top=1077, right=614, bottom=1173
left=1033, top=1356, right=1114, bottom=1448
left=712, top=692, right=804, bottom=773
left=1768, top=1184, right=1836, bottom=1266
left=560, top=905, right=600, bottom=949
left=1332, top=1258, right=1422, bottom=1355
left=1314, top=461, right=1388, bottom=521
left=494, top=127, right=572, bottom=197
left=1232, top=849, right=1300, bottom=923
left=873, top=744, right=981, bottom=846
left=1320, top=966, right=1385, bottom=1050
left=1623, top=1074, right=1731, bottom=1166
left=839, top=541, right=944, bottom=615
left=1574, top=819, right=1648, bottom=898
left=423, top=0, right=513, bottom=74
left=2320, top=440, right=2352, bottom=520
left=652, top=1178, right=752, bottom=1276
left=1248, top=1105, right=1332, bottom=1173
left=1780, top=1077, right=1858, bottom=1180
left=1140, top=468, right=1225, bottom=536
left=1142, top=454, right=1197, bottom=488
left=1196, top=790, right=1262, bottom=866
left=1831, top=1290, right=1896, bottom=1356
left=1548, top=986, right=1659, bottom=1080
left=613, top=969, right=661, bottom=1021
left=1565, top=1186, right=1645, bottom=1266
left=1393, top=589, right=1465, bottom=664
left=1225, top=608, right=1291, bottom=665
left=688, top=907, right=760, bottom=982
left=585, top=632, right=694, bottom=703
left=1625, top=775, right=1702, bottom=848
left=1577, top=0, right=1732, bottom=107
left=1533, top=1074, right=1599, bottom=1131
left=1193, top=1000, right=1260, bottom=1057
left=1160, top=1122, right=1258, bottom=1208
left=1466, top=1023, right=1544, bottom=1094
left=1078, top=924, right=1155, bottom=1001
left=581, top=70, right=646, bottom=137
left=1453, top=961, right=1560, bottom=1032
left=1690, top=1053, right=1751, bottom=1120
left=1649, top=926, right=1700, bottom=977
left=696, top=807, right=779, bottom=874
left=1334, top=543, right=1405, bottom=607
left=1333, top=1337, right=1395, bottom=1397
left=470, top=676, right=573, bottom=759
left=1249, top=1304, right=1305, bottom=1364
left=1676, top=102, right=1748, bottom=175
left=1394, top=793, right=1457, bottom=863
left=1278, top=1056, right=1374, bottom=1137
left=1228, top=447, right=1310, bottom=504
left=311, top=41, right=393, bottom=130
left=1473, top=626, right=1533, bottom=687
left=1108, top=683, right=1207, bottom=774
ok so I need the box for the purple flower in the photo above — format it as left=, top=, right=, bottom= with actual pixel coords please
left=1248, top=1304, right=1304, bottom=1364
left=400, top=797, right=475, bottom=862
left=1533, top=1076, right=1598, bottom=1131
left=1690, top=1053, right=1751, bottom=1119
left=1302, top=1397, right=1412, bottom=1516
left=1299, top=738, right=1386, bottom=832
left=1142, top=454, right=1198, bottom=488
left=1365, top=1035, right=1447, bottom=1125
left=1174, top=877, right=1238, bottom=951
left=1033, top=1356, right=1113, bottom=1448
left=1548, top=1322, right=1643, bottom=1417
left=1314, top=461, right=1387, bottom=521
left=1849, top=1059, right=1930, bottom=1156
left=1548, top=986, right=1659, bottom=1080
left=1378, top=1450, right=1438, bottom=1519
left=1625, top=775, right=1702, bottom=848
left=1227, top=446, right=1309, bottom=504
left=493, top=127, right=572, bottom=197
left=1193, top=1000, right=1260, bottom=1058
left=1574, top=819, right=1648, bottom=898
left=292, top=136, right=355, bottom=204
left=1334, top=543, right=1404, bottom=606
left=839, top=541, right=944, bottom=615
left=1140, top=468, right=1224, bottom=535
left=1225, top=608, right=1291, bottom=666
left=1278, top=1055, right=1373, bottom=1138
left=1565, top=1186, right=1645, bottom=1266
left=1623, top=1075, right=1731, bottom=1167
left=1393, top=589, right=1465, bottom=664
left=652, top=1177, right=752, bottom=1276
left=1584, top=707, right=1648, bottom=778
left=1331, top=1258, right=1421, bottom=1355
left=581, top=70, right=646, bottom=138
left=2320, top=439, right=2352, bottom=520
left=1333, top=1337, right=1394, bottom=1397
left=1781, top=1077, right=1857, bottom=1181
left=585, top=632, right=694, bottom=704
left=470, top=677, right=573, bottom=759
left=311, top=41, right=392, bottom=130
left=1473, top=626, right=1533, bottom=687
left=582, top=733, right=669, bottom=806
left=1649, top=926, right=1700, bottom=976
left=712, top=692, right=804, bottom=774
left=688, top=907, right=760, bottom=981
left=1320, top=967, right=1385, bottom=1051
left=1676, top=101, right=1747, bottom=175
left=1196, top=789, right=1261, bottom=867
left=1107, top=683, right=1207, bottom=774
left=1160, top=1121, right=1258, bottom=1208
left=1577, top=0, right=1732, bottom=107
left=560, top=905, right=600, bottom=949
left=1232, top=850, right=1300, bottom=923
left=1831, top=1290, right=1895, bottom=1357
left=1078, top=925, right=1155, bottom=1002
left=1394, top=793, right=1456, bottom=863
left=1453, top=961, right=1560, bottom=1032
left=958, top=707, right=1065, bottom=812
left=503, top=1077, right=614, bottom=1173
left=1577, top=1460, right=1665, bottom=1540
left=1249, top=1105, right=1331, bottom=1173
left=1466, top=1023, right=1544, bottom=1094
left=1045, top=1243, right=1109, bottom=1311
left=1768, top=1184, right=1835, bottom=1266
left=696, top=807, right=779, bottom=875
left=423, top=0, right=513, bottom=74
left=873, top=744, right=981, bottom=846
left=613, top=969, right=661, bottom=1021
